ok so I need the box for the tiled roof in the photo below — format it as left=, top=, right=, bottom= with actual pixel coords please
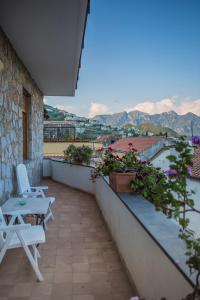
left=110, top=137, right=163, bottom=153
left=192, top=147, right=200, bottom=179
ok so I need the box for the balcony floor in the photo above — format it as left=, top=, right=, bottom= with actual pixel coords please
left=0, top=179, right=135, bottom=300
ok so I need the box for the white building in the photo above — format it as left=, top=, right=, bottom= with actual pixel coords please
left=151, top=146, right=200, bottom=237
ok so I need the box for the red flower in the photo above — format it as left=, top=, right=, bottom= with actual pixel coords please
left=108, top=146, right=113, bottom=152
left=128, top=142, right=133, bottom=146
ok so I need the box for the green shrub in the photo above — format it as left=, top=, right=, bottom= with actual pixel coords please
left=63, top=144, right=93, bottom=165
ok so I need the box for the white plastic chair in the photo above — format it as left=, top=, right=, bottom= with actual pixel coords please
left=16, top=164, right=55, bottom=226
left=0, top=208, right=45, bottom=281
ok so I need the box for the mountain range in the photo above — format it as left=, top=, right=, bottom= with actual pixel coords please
left=93, top=110, right=200, bottom=136
left=44, top=104, right=200, bottom=136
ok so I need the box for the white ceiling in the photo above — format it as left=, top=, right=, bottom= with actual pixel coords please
left=0, top=0, right=89, bottom=96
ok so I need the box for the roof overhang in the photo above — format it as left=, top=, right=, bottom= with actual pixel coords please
left=0, top=0, right=89, bottom=96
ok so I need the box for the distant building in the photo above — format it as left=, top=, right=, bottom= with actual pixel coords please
left=96, top=134, right=112, bottom=146
left=44, top=121, right=76, bottom=141
left=111, top=137, right=165, bottom=160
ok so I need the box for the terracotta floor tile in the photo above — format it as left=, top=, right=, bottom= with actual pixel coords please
left=8, top=298, right=30, bottom=300
left=9, top=283, right=32, bottom=297
left=54, top=271, right=73, bottom=283
left=90, top=272, right=110, bottom=281
left=0, top=180, right=135, bottom=299
left=92, top=281, right=112, bottom=295
left=94, top=295, right=114, bottom=300
left=73, top=295, right=95, bottom=300
left=29, top=297, right=51, bottom=300
left=73, top=272, right=91, bottom=283
left=51, top=283, right=73, bottom=297
left=72, top=263, right=89, bottom=273
left=89, top=263, right=108, bottom=272
left=112, top=291, right=133, bottom=300
left=30, top=282, right=52, bottom=297
left=0, top=286, right=13, bottom=297
left=73, top=282, right=93, bottom=295
left=51, top=295, right=72, bottom=300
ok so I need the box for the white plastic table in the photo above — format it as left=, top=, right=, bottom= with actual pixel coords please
left=2, top=197, right=51, bottom=215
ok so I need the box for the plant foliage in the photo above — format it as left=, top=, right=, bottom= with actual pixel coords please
left=91, top=144, right=139, bottom=181
left=63, top=144, right=93, bottom=165
left=131, top=137, right=200, bottom=299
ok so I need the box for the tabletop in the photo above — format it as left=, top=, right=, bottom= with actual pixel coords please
left=2, top=197, right=51, bottom=215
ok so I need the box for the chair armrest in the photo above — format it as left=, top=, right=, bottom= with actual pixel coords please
left=3, top=209, right=31, bottom=216
left=3, top=209, right=31, bottom=225
left=22, top=191, right=41, bottom=197
left=0, top=223, right=31, bottom=232
left=32, top=186, right=48, bottom=190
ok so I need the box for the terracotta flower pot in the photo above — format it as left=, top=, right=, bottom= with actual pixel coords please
left=109, top=171, right=136, bottom=192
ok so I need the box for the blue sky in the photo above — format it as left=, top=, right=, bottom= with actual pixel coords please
left=45, top=0, right=200, bottom=117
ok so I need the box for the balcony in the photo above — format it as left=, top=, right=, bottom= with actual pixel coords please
left=0, top=159, right=195, bottom=300
left=0, top=179, right=135, bottom=299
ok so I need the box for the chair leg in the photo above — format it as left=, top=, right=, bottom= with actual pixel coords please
left=49, top=207, right=55, bottom=221
left=17, top=233, right=43, bottom=281
left=41, top=190, right=46, bottom=198
left=0, top=232, right=13, bottom=264
left=43, top=206, right=54, bottom=229
left=32, top=245, right=41, bottom=258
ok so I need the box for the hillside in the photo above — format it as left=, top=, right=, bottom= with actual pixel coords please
left=44, top=104, right=80, bottom=121
left=44, top=104, right=66, bottom=121
left=138, top=123, right=178, bottom=137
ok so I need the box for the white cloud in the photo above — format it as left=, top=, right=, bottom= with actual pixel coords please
left=178, top=99, right=200, bottom=115
left=88, top=102, right=112, bottom=118
left=43, top=98, right=48, bottom=104
left=127, top=97, right=200, bottom=115
left=55, top=104, right=73, bottom=112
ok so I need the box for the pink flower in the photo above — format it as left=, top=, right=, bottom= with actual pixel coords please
left=192, top=136, right=200, bottom=145
left=164, top=169, right=177, bottom=176
left=187, top=167, right=192, bottom=176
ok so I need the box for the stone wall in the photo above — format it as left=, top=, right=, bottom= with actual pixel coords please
left=0, top=28, right=44, bottom=204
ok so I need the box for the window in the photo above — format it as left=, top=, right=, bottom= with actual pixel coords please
left=22, top=89, right=31, bottom=161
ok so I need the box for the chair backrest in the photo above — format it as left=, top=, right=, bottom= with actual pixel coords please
left=0, top=208, right=6, bottom=249
left=16, top=164, right=31, bottom=194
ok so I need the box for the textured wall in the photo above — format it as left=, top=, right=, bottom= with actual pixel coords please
left=139, top=139, right=165, bottom=161
left=0, top=28, right=43, bottom=204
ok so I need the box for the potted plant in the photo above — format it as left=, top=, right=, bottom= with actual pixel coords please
left=63, top=144, right=93, bottom=165
left=91, top=143, right=140, bottom=192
